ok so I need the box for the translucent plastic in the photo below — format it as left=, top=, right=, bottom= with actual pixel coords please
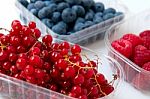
left=105, top=10, right=150, bottom=93
left=0, top=38, right=124, bottom=99
left=15, top=0, right=126, bottom=45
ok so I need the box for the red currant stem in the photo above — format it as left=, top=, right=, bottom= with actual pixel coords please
left=0, top=28, right=10, bottom=32
left=0, top=45, right=6, bottom=49
left=82, top=54, right=107, bottom=96
left=77, top=68, right=81, bottom=75
left=87, top=91, right=92, bottom=96
left=65, top=58, right=94, bottom=69
left=94, top=75, right=107, bottom=96
left=25, top=41, right=39, bottom=54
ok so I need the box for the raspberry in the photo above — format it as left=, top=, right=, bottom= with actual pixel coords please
left=142, top=62, right=150, bottom=71
left=139, top=30, right=150, bottom=49
left=139, top=30, right=150, bottom=38
left=141, top=36, right=150, bottom=49
left=111, top=39, right=132, bottom=58
left=133, top=45, right=150, bottom=67
left=122, top=33, right=143, bottom=48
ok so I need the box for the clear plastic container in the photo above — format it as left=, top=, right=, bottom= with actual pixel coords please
left=105, top=10, right=150, bottom=93
left=0, top=38, right=124, bottom=99
left=15, top=0, right=127, bottom=45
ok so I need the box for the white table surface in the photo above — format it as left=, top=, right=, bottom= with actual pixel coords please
left=0, top=0, right=150, bottom=99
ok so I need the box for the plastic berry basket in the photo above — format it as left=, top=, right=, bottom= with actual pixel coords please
left=0, top=38, right=124, bottom=99
left=105, top=10, right=150, bottom=93
left=15, top=0, right=127, bottom=45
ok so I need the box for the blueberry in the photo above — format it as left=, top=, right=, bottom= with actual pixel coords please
left=18, top=0, right=29, bottom=7
left=95, top=12, right=103, bottom=18
left=103, top=8, right=116, bottom=14
left=64, top=0, right=82, bottom=5
left=46, top=4, right=57, bottom=18
left=34, top=1, right=46, bottom=10
left=62, top=8, right=77, bottom=23
left=75, top=17, right=85, bottom=24
left=103, top=13, right=114, bottom=20
left=42, top=18, right=54, bottom=28
left=52, top=22, right=67, bottom=34
left=74, top=22, right=85, bottom=31
left=72, top=5, right=85, bottom=17
left=57, top=21, right=68, bottom=29
left=51, top=12, right=61, bottom=23
left=44, top=1, right=54, bottom=6
left=114, top=12, right=123, bottom=16
left=57, top=2, right=70, bottom=12
left=93, top=16, right=103, bottom=24
left=84, top=21, right=94, bottom=27
left=30, top=9, right=38, bottom=16
left=27, top=3, right=35, bottom=10
left=94, top=2, right=105, bottom=12
left=38, top=7, right=50, bottom=19
left=82, top=0, right=95, bottom=9
left=85, top=9, right=94, bottom=21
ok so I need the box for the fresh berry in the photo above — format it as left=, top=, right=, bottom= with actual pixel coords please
left=103, top=13, right=114, bottom=20
left=142, top=62, right=150, bottom=71
left=57, top=2, right=70, bottom=12
left=42, top=18, right=54, bottom=28
left=93, top=2, right=105, bottom=12
left=122, top=33, right=143, bottom=48
left=82, top=0, right=95, bottom=10
left=51, top=12, right=61, bottom=23
left=141, top=36, right=150, bottom=49
left=103, top=8, right=116, bottom=15
left=139, top=30, right=150, bottom=38
left=61, top=8, right=77, bottom=23
left=111, top=39, right=132, bottom=58
left=133, top=45, right=150, bottom=67
left=72, top=5, right=85, bottom=17
left=28, top=21, right=36, bottom=29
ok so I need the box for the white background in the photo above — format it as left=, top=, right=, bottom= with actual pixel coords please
left=0, top=0, right=150, bottom=99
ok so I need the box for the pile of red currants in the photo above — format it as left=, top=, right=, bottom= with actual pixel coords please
left=0, top=20, right=116, bottom=99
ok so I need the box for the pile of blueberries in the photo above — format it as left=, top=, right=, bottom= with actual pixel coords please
left=19, top=0, right=123, bottom=35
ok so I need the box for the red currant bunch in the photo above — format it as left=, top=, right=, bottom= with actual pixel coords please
left=0, top=20, right=117, bottom=99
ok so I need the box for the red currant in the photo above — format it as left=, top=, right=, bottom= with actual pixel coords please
left=3, top=61, right=11, bottom=70
left=71, top=44, right=81, bottom=54
left=28, top=21, right=36, bottom=29
left=42, top=35, right=53, bottom=45
left=24, top=65, right=35, bottom=75
left=55, top=59, right=67, bottom=70
left=29, top=55, right=42, bottom=67
left=74, top=74, right=85, bottom=85
left=64, top=66, right=75, bottom=78
left=10, top=65, right=18, bottom=74
left=22, top=25, right=32, bottom=36
left=0, top=50, right=8, bottom=61
left=59, top=41, right=70, bottom=49
left=9, top=53, right=18, bottom=62
left=71, top=85, right=82, bottom=96
left=30, top=47, right=41, bottom=55
left=16, top=58, right=27, bottom=70
left=11, top=20, right=22, bottom=31
left=32, top=28, right=41, bottom=38
left=10, top=36, right=21, bottom=46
